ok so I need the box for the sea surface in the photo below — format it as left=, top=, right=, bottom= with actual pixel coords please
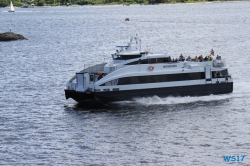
left=1, top=2, right=250, bottom=165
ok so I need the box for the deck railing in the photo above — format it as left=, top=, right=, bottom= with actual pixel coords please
left=68, top=63, right=107, bottom=82
left=82, top=63, right=106, bottom=73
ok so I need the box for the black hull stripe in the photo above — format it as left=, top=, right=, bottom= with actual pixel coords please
left=65, top=82, right=233, bottom=103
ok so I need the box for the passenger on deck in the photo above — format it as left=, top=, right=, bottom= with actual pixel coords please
left=186, top=56, right=191, bottom=61
left=194, top=56, right=198, bottom=62
left=214, top=72, right=217, bottom=77
left=208, top=56, right=213, bottom=61
left=207, top=56, right=211, bottom=61
left=215, top=71, right=221, bottom=77
left=198, top=55, right=204, bottom=62
left=179, top=54, right=185, bottom=61
left=216, top=55, right=221, bottom=60
left=204, top=56, right=208, bottom=61
left=97, top=72, right=103, bottom=80
left=165, top=56, right=171, bottom=62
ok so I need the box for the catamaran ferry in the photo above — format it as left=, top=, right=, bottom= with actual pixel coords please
left=65, top=36, right=233, bottom=103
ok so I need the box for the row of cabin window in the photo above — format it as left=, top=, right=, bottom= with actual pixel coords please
left=117, top=72, right=205, bottom=85
left=100, top=72, right=204, bottom=86
left=100, top=69, right=228, bottom=86
left=126, top=58, right=173, bottom=65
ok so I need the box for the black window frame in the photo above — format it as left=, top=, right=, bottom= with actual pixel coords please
left=100, top=72, right=206, bottom=86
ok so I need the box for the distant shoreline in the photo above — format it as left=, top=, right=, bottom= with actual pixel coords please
left=1, top=0, right=246, bottom=8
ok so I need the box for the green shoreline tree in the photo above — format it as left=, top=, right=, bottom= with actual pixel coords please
left=0, top=0, right=230, bottom=7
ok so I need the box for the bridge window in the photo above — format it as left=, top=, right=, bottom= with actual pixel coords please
left=112, top=54, right=142, bottom=60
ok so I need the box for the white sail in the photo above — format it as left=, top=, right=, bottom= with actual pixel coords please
left=9, top=1, right=15, bottom=12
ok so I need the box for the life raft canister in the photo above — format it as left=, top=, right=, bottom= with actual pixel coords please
left=149, top=66, right=154, bottom=71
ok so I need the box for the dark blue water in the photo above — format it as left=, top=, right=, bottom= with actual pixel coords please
left=1, top=2, right=250, bottom=165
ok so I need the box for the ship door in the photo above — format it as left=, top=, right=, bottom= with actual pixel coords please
left=205, top=65, right=212, bottom=83
left=76, top=73, right=85, bottom=91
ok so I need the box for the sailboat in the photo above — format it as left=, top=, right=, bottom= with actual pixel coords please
left=8, top=1, right=15, bottom=12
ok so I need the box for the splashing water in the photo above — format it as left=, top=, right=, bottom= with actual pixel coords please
left=114, top=82, right=250, bottom=106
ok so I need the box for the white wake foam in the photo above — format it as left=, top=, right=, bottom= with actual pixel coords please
left=134, top=94, right=233, bottom=105
left=115, top=82, right=250, bottom=106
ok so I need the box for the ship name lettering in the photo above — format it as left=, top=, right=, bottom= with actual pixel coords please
left=163, top=65, right=177, bottom=68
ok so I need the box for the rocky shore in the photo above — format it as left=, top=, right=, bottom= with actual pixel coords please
left=0, top=32, right=27, bottom=41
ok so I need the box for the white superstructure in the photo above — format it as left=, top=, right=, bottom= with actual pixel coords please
left=65, top=36, right=233, bottom=103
